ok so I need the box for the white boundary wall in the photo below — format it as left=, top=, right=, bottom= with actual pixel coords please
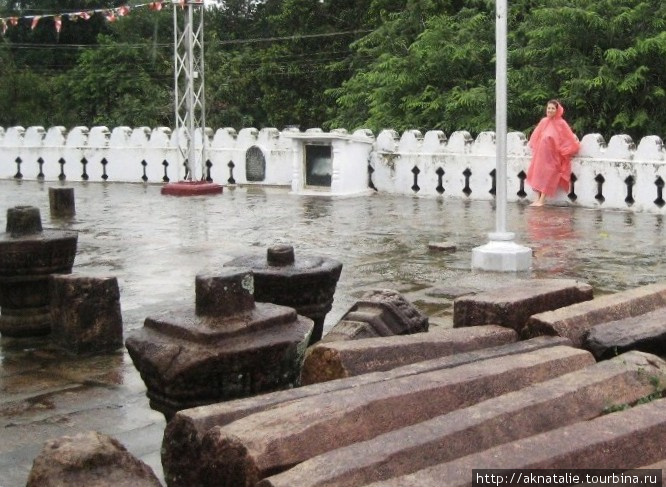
left=1, top=125, right=665, bottom=213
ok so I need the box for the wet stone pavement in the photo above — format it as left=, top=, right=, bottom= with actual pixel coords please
left=1, top=179, right=666, bottom=486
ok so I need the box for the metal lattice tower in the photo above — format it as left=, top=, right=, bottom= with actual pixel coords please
left=173, top=0, right=206, bottom=181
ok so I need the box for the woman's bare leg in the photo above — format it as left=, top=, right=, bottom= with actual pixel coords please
left=530, top=192, right=546, bottom=207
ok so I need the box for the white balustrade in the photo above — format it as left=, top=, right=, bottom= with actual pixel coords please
left=1, top=125, right=665, bottom=212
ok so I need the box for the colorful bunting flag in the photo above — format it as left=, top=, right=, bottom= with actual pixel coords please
left=0, top=2, right=179, bottom=37
left=72, top=11, right=92, bottom=21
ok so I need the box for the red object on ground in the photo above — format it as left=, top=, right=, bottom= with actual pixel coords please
left=161, top=181, right=223, bottom=196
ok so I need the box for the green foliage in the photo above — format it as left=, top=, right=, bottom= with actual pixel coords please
left=2, top=0, right=666, bottom=140
left=330, top=0, right=666, bottom=139
left=0, top=44, right=53, bottom=126
left=62, top=33, right=171, bottom=127
left=328, top=0, right=496, bottom=133
left=511, top=0, right=666, bottom=138
left=206, top=0, right=375, bottom=130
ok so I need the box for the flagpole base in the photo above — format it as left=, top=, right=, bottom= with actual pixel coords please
left=471, top=233, right=532, bottom=272
left=161, top=181, right=223, bottom=196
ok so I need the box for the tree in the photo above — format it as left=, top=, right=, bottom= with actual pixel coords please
left=3, top=0, right=666, bottom=139
left=63, top=32, right=171, bottom=127
left=327, top=0, right=497, bottom=134
left=0, top=43, right=52, bottom=126
left=205, top=0, right=375, bottom=129
left=511, top=0, right=666, bottom=139
left=328, top=0, right=666, bottom=140
left=0, top=1, right=127, bottom=127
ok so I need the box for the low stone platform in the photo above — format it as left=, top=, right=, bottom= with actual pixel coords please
left=453, top=278, right=593, bottom=334
left=162, top=337, right=570, bottom=487
left=160, top=181, right=223, bottom=196
left=360, top=395, right=666, bottom=487
left=261, top=351, right=666, bottom=487
left=583, top=308, right=666, bottom=359
left=525, top=282, right=666, bottom=346
left=187, top=346, right=593, bottom=487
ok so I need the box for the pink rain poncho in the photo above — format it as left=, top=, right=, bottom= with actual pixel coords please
left=526, top=103, right=580, bottom=197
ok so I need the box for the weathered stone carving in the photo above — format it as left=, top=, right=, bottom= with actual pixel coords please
left=245, top=145, right=266, bottom=182
left=0, top=205, right=78, bottom=337
left=225, top=245, right=342, bottom=344
left=125, top=268, right=313, bottom=419
left=50, top=274, right=123, bottom=355
left=26, top=431, right=162, bottom=487
left=323, top=289, right=429, bottom=342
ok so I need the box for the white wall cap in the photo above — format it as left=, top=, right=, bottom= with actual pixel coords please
left=578, top=133, right=606, bottom=158
left=635, top=135, right=664, bottom=162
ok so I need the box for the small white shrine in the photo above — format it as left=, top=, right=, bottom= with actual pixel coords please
left=284, top=128, right=375, bottom=196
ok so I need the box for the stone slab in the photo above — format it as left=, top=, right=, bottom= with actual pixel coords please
left=162, top=336, right=570, bottom=487
left=453, top=278, right=593, bottom=333
left=583, top=308, right=666, bottom=359
left=526, top=282, right=666, bottom=347
left=424, top=286, right=479, bottom=299
left=194, top=346, right=594, bottom=487
left=427, top=241, right=457, bottom=252
left=359, top=396, right=666, bottom=487
left=260, top=351, right=666, bottom=487
left=301, top=325, right=518, bottom=385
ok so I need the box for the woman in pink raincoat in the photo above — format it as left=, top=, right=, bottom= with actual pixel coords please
left=526, top=100, right=580, bottom=207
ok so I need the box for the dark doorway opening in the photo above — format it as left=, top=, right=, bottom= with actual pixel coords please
left=305, top=144, right=332, bottom=187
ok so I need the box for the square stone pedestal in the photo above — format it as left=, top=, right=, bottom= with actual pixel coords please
left=50, top=274, right=123, bottom=355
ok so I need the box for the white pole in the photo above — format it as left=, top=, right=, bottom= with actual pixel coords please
left=496, top=0, right=508, bottom=235
left=471, top=0, right=532, bottom=271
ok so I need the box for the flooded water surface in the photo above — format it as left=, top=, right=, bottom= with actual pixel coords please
left=1, top=179, right=666, bottom=485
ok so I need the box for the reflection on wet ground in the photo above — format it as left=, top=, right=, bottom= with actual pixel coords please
left=1, top=180, right=665, bottom=486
